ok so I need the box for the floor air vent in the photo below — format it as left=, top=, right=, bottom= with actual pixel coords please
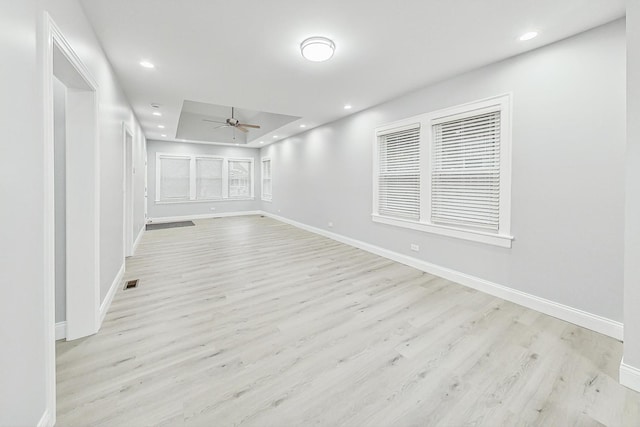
left=124, top=279, right=139, bottom=290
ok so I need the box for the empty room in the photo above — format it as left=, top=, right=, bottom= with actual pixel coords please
left=3, top=0, right=640, bottom=426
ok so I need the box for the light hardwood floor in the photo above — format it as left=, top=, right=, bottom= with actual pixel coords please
left=57, top=215, right=640, bottom=426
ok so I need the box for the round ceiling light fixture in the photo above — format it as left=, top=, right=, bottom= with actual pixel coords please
left=300, top=36, right=335, bottom=62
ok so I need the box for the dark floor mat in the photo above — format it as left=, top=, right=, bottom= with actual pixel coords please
left=146, top=221, right=195, bottom=230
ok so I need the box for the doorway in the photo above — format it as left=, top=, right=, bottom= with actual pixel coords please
left=44, top=13, right=101, bottom=424
left=124, top=125, right=134, bottom=257
left=51, top=38, right=100, bottom=341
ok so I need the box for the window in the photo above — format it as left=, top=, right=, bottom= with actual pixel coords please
left=377, top=124, right=420, bottom=220
left=196, top=157, right=223, bottom=200
left=228, top=160, right=252, bottom=198
left=156, top=153, right=254, bottom=202
left=373, top=94, right=512, bottom=247
left=262, top=158, right=272, bottom=201
left=158, top=155, right=191, bottom=201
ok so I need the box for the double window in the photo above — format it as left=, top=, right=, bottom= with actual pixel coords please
left=156, top=153, right=254, bottom=202
left=373, top=94, right=513, bottom=247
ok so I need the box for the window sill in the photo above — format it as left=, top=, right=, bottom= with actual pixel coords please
left=371, top=214, right=513, bottom=248
left=261, top=197, right=272, bottom=202
left=155, top=197, right=255, bottom=205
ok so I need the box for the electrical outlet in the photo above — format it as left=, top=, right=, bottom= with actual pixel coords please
left=328, top=221, right=333, bottom=228
left=410, top=244, right=420, bottom=252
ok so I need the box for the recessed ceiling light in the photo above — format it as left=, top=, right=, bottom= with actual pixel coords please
left=157, top=125, right=165, bottom=129
left=344, top=104, right=352, bottom=110
left=519, top=31, right=538, bottom=41
left=161, top=134, right=167, bottom=137
left=152, top=112, right=162, bottom=116
left=273, top=135, right=278, bottom=138
left=139, top=60, right=155, bottom=68
left=300, top=36, right=335, bottom=62
left=300, top=124, right=306, bottom=128
left=259, top=141, right=264, bottom=144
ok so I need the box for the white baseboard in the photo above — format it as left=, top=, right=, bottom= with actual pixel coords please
left=99, top=262, right=125, bottom=327
left=147, top=210, right=262, bottom=224
left=132, top=224, right=144, bottom=255
left=37, top=408, right=52, bottom=427
left=261, top=211, right=623, bottom=341
left=55, top=321, right=66, bottom=341
left=620, top=359, right=640, bottom=392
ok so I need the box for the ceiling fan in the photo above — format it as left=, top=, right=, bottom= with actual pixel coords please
left=203, top=107, right=260, bottom=133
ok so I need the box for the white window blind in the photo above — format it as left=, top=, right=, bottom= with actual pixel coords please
left=377, top=125, right=421, bottom=220
left=159, top=157, right=190, bottom=201
left=195, top=157, right=223, bottom=200
left=262, top=158, right=272, bottom=201
left=229, top=160, right=251, bottom=198
left=431, top=110, right=501, bottom=231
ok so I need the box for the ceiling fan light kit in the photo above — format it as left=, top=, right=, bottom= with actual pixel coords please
left=300, top=36, right=335, bottom=62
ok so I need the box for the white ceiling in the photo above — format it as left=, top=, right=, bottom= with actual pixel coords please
left=80, top=0, right=625, bottom=147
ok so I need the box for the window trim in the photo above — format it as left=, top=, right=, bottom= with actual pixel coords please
left=261, top=157, right=272, bottom=202
left=155, top=152, right=254, bottom=203
left=372, top=94, right=514, bottom=248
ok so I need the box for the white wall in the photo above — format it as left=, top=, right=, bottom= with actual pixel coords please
left=147, top=140, right=262, bottom=220
left=261, top=20, right=626, bottom=324
left=0, top=0, right=146, bottom=424
left=0, top=1, right=47, bottom=424
left=624, top=0, right=640, bottom=372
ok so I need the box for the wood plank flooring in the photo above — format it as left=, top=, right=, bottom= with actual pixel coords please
left=56, top=215, right=640, bottom=426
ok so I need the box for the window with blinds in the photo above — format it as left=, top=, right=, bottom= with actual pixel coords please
left=431, top=110, right=501, bottom=231
left=195, top=157, right=223, bottom=200
left=262, top=158, right=272, bottom=201
left=376, top=125, right=421, bottom=220
left=158, top=156, right=190, bottom=201
left=228, top=160, right=251, bottom=198
left=372, top=94, right=512, bottom=247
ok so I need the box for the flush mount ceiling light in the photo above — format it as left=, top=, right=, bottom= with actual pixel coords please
left=344, top=104, right=352, bottom=110
left=519, top=31, right=538, bottom=41
left=300, top=37, right=335, bottom=62
left=139, top=60, right=155, bottom=68
left=152, top=112, right=162, bottom=116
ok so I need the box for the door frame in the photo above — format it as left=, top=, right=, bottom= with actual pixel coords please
left=42, top=12, right=101, bottom=425
left=123, top=123, right=134, bottom=257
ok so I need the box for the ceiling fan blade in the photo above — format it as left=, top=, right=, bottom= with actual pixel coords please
left=203, top=119, right=226, bottom=124
left=236, top=125, right=249, bottom=133
left=212, top=124, right=229, bottom=130
left=238, top=123, right=260, bottom=129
